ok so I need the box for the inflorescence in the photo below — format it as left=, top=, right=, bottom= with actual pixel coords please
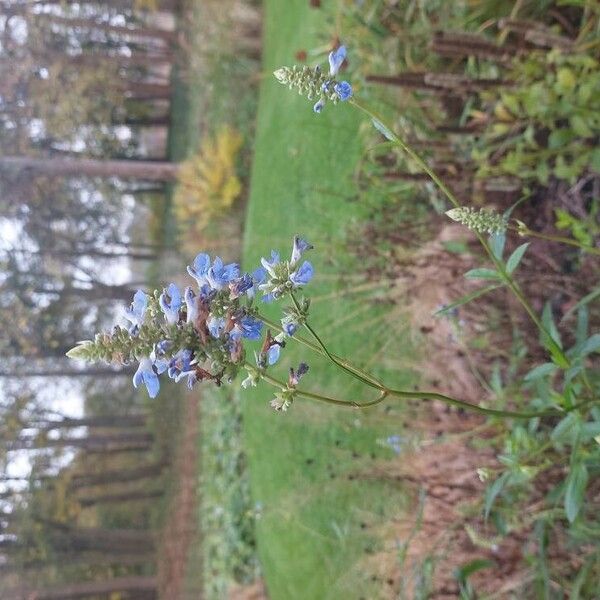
left=67, top=236, right=314, bottom=411
left=273, top=45, right=353, bottom=113
left=445, top=206, right=508, bottom=235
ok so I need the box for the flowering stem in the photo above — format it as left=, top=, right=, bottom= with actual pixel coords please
left=253, top=361, right=582, bottom=418
left=511, top=224, right=600, bottom=256
left=289, top=292, right=384, bottom=389
left=349, top=98, right=570, bottom=367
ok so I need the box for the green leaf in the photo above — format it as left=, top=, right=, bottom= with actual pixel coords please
left=524, top=362, right=557, bottom=382
left=506, top=242, right=529, bottom=274
left=561, top=286, right=600, bottom=323
left=464, top=268, right=502, bottom=281
left=542, top=302, right=563, bottom=350
left=575, top=306, right=589, bottom=345
left=484, top=472, right=510, bottom=520
left=580, top=334, right=600, bottom=356
left=570, top=115, right=591, bottom=138
left=590, top=147, right=600, bottom=173
left=489, top=232, right=506, bottom=260
left=434, top=284, right=502, bottom=316
left=565, top=462, right=588, bottom=523
left=371, top=118, right=395, bottom=141
left=557, top=67, right=577, bottom=91
left=551, top=412, right=580, bottom=445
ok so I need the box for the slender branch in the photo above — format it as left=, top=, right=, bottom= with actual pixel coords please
left=349, top=98, right=570, bottom=367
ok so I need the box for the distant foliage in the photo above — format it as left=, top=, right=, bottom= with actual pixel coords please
left=474, top=49, right=600, bottom=186
left=173, top=126, right=243, bottom=245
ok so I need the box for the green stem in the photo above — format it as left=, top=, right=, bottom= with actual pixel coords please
left=289, top=292, right=384, bottom=389
left=257, top=311, right=383, bottom=389
left=349, top=97, right=570, bottom=367
left=512, top=224, right=600, bottom=257
left=252, top=362, right=576, bottom=419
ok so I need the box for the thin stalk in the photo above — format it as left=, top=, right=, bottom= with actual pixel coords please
left=253, top=363, right=575, bottom=418
left=512, top=224, right=600, bottom=256
left=257, top=310, right=384, bottom=389
left=349, top=98, right=570, bottom=367
left=289, top=292, right=384, bottom=389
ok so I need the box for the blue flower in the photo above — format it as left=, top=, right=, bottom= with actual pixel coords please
left=207, top=315, right=226, bottom=338
left=313, top=99, right=325, bottom=113
left=267, top=344, right=281, bottom=365
left=184, top=286, right=199, bottom=325
left=289, top=261, right=314, bottom=287
left=206, top=257, right=240, bottom=290
left=290, top=236, right=313, bottom=264
left=260, top=250, right=280, bottom=278
left=168, top=349, right=194, bottom=382
left=328, top=45, right=346, bottom=76
left=334, top=81, right=353, bottom=101
left=155, top=340, right=173, bottom=356
left=232, top=315, right=263, bottom=340
left=123, top=290, right=149, bottom=334
left=289, top=362, right=309, bottom=386
left=159, top=283, right=182, bottom=325
left=283, top=321, right=298, bottom=336
left=229, top=273, right=253, bottom=299
left=187, top=253, right=211, bottom=287
left=133, top=357, right=160, bottom=398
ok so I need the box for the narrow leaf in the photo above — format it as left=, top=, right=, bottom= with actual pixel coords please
left=524, top=362, right=557, bottom=382
left=484, top=472, right=509, bottom=520
left=464, top=268, right=502, bottom=281
left=565, top=463, right=588, bottom=523
left=506, top=242, right=530, bottom=274
left=434, top=285, right=501, bottom=316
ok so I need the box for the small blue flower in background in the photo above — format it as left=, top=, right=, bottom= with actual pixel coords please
left=289, top=261, right=313, bottom=287
left=168, top=349, right=194, bottom=382
left=290, top=236, right=313, bottom=264
left=133, top=356, right=160, bottom=398
left=334, top=81, right=353, bottom=101
left=123, top=290, right=148, bottom=334
left=184, top=286, right=199, bottom=325
left=328, top=45, right=346, bottom=76
left=159, top=283, right=182, bottom=325
left=247, top=267, right=267, bottom=299
left=386, top=435, right=403, bottom=455
left=207, top=315, right=226, bottom=338
left=187, top=253, right=211, bottom=287
left=313, top=99, right=325, bottom=113
left=232, top=315, right=263, bottom=340
left=206, top=257, right=240, bottom=290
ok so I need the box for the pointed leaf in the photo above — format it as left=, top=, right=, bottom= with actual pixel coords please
left=464, top=268, right=502, bottom=281
left=506, top=243, right=530, bottom=274
left=434, top=284, right=501, bottom=316
left=565, top=462, right=588, bottom=523
left=524, top=362, right=557, bottom=382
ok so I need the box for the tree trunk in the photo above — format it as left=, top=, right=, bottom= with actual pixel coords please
left=7, top=432, right=153, bottom=452
left=0, top=155, right=179, bottom=181
left=42, top=414, right=147, bottom=431
left=78, top=489, right=163, bottom=507
left=70, top=461, right=166, bottom=489
left=27, top=575, right=157, bottom=600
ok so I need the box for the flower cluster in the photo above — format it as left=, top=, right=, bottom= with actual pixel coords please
left=273, top=45, right=353, bottom=113
left=445, top=206, right=508, bottom=235
left=67, top=237, right=315, bottom=410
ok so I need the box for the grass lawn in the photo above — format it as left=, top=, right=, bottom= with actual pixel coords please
left=241, top=1, right=417, bottom=598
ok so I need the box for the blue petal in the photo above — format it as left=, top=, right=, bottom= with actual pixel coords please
left=131, top=290, right=149, bottom=316
left=291, top=236, right=313, bottom=263
left=166, top=283, right=182, bottom=308
left=267, top=345, right=281, bottom=365
left=334, top=81, right=353, bottom=101
left=193, top=253, right=211, bottom=275
left=313, top=99, right=325, bottom=113
left=328, top=45, right=346, bottom=76
left=289, top=261, right=314, bottom=286
left=143, top=370, right=160, bottom=398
